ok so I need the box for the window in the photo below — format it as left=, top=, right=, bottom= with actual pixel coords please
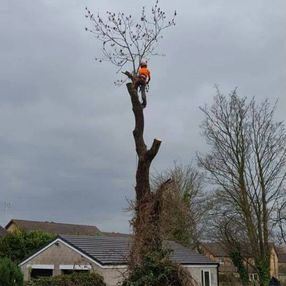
left=62, top=269, right=89, bottom=275
left=59, top=264, right=91, bottom=275
left=31, top=269, right=53, bottom=279
left=249, top=273, right=258, bottom=281
left=201, top=270, right=211, bottom=286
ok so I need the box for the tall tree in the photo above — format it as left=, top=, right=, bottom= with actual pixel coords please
left=198, top=90, right=286, bottom=286
left=86, top=4, right=196, bottom=285
left=85, top=0, right=179, bottom=271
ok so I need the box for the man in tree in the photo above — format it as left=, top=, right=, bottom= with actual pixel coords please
left=85, top=4, right=196, bottom=285
left=135, top=60, right=151, bottom=108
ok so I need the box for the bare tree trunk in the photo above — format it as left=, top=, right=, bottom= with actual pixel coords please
left=126, top=81, right=161, bottom=197
left=86, top=2, right=177, bottom=276
left=124, top=77, right=162, bottom=266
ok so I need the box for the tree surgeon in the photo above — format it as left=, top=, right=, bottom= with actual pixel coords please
left=134, top=60, right=151, bottom=108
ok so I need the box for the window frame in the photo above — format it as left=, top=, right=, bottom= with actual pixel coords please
left=30, top=268, right=53, bottom=279
left=201, top=269, right=212, bottom=286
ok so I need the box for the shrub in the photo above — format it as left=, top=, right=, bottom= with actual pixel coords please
left=0, top=257, right=23, bottom=286
left=25, top=272, right=106, bottom=286
left=0, top=230, right=55, bottom=263
left=121, top=250, right=194, bottom=286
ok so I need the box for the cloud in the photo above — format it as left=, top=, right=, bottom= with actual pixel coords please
left=0, top=0, right=285, bottom=232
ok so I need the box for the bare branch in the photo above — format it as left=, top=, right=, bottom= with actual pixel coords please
left=86, top=3, right=176, bottom=74
left=199, top=90, right=286, bottom=284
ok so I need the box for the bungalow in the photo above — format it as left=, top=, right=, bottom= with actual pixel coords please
left=19, top=235, right=219, bottom=286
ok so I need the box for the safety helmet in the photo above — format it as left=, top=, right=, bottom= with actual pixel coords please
left=140, top=60, right=147, bottom=66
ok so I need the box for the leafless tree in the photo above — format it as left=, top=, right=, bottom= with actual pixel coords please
left=274, top=201, right=286, bottom=245
left=210, top=211, right=254, bottom=285
left=198, top=89, right=286, bottom=286
left=86, top=1, right=176, bottom=268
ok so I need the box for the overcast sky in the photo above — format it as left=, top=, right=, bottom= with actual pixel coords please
left=0, top=0, right=285, bottom=233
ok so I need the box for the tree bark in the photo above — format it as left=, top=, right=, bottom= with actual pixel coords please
left=126, top=81, right=161, bottom=199
left=124, top=73, right=162, bottom=265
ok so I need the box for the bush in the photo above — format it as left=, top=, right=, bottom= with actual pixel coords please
left=0, top=230, right=55, bottom=263
left=121, top=250, right=194, bottom=286
left=0, top=257, right=23, bottom=286
left=25, top=272, right=106, bottom=286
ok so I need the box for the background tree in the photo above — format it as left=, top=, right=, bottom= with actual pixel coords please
left=198, top=90, right=286, bottom=286
left=152, top=163, right=208, bottom=248
left=0, top=230, right=55, bottom=263
left=212, top=214, right=251, bottom=285
left=274, top=201, right=286, bottom=245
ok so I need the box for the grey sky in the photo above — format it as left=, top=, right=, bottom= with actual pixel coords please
left=0, top=0, right=285, bottom=232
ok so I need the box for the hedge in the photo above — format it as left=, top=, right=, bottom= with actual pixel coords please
left=121, top=250, right=193, bottom=286
left=0, top=256, right=24, bottom=286
left=25, top=272, right=106, bottom=286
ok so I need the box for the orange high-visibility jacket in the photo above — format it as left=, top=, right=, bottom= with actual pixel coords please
left=138, top=67, right=151, bottom=80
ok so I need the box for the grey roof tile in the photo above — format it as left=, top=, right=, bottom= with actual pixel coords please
left=60, top=235, right=216, bottom=266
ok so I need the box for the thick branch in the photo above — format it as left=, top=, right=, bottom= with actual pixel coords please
left=126, top=82, right=147, bottom=157
left=123, top=71, right=134, bottom=81
left=124, top=74, right=162, bottom=203
left=146, top=138, right=162, bottom=161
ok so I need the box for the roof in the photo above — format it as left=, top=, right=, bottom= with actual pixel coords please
left=219, top=265, right=238, bottom=273
left=201, top=242, right=228, bottom=257
left=59, top=235, right=217, bottom=266
left=0, top=226, right=7, bottom=237
left=202, top=242, right=277, bottom=258
left=101, top=231, right=131, bottom=238
left=6, top=219, right=101, bottom=236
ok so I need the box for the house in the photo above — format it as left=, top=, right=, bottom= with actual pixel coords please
left=201, top=242, right=279, bottom=282
left=19, top=235, right=219, bottom=286
left=5, top=219, right=102, bottom=236
left=0, top=226, right=7, bottom=237
left=277, top=246, right=286, bottom=284
left=200, top=242, right=237, bottom=275
left=5, top=219, right=129, bottom=237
